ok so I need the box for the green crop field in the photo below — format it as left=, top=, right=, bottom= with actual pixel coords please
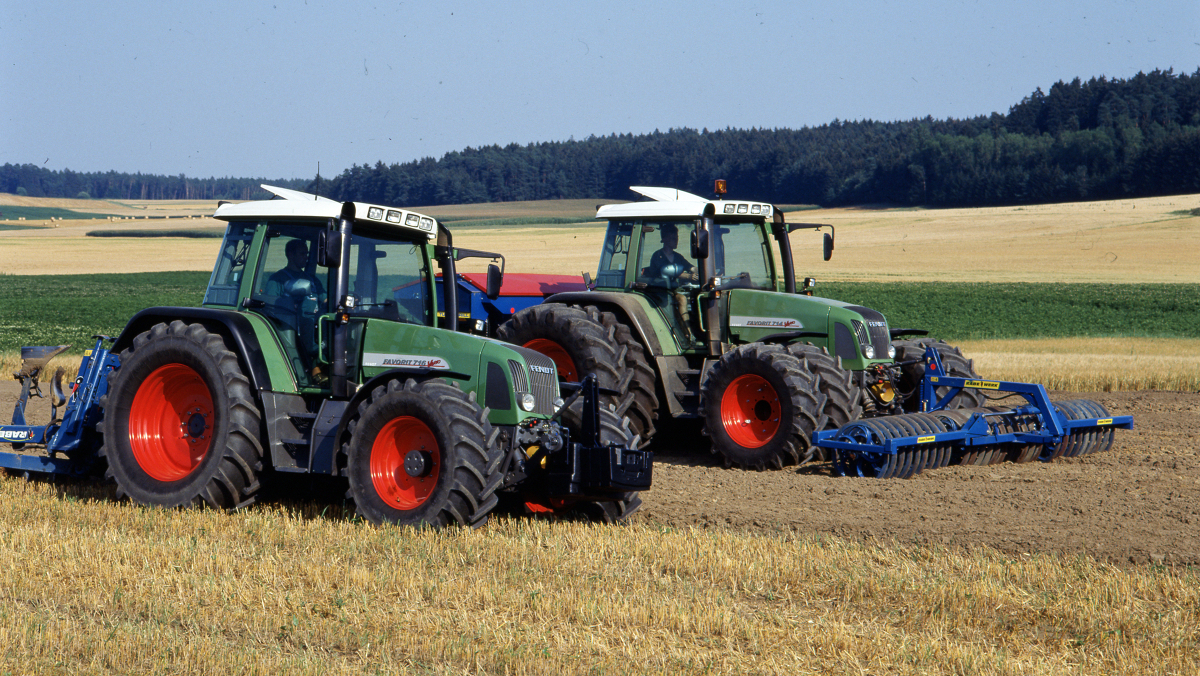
left=85, top=229, right=223, bottom=238
left=821, top=282, right=1200, bottom=340
left=0, top=205, right=114, bottom=220
left=2, top=274, right=1194, bottom=355
left=0, top=272, right=208, bottom=352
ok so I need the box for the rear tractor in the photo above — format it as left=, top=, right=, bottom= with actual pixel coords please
left=0, top=186, right=651, bottom=526
left=497, top=183, right=1131, bottom=473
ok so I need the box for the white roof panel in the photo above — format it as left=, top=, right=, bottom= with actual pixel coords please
left=213, top=185, right=438, bottom=239
left=597, top=186, right=773, bottom=220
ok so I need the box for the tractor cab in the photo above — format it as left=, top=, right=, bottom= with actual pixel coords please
left=207, top=187, right=449, bottom=395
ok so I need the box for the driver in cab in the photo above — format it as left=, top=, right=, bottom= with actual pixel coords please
left=645, top=223, right=699, bottom=345
left=265, top=238, right=327, bottom=384
left=645, top=223, right=698, bottom=286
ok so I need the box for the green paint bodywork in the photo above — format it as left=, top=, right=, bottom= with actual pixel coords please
left=724, top=290, right=892, bottom=370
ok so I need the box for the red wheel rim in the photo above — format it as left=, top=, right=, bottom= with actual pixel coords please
left=522, top=338, right=577, bottom=381
left=128, top=363, right=215, bottom=481
left=371, top=416, right=440, bottom=510
left=719, top=374, right=782, bottom=448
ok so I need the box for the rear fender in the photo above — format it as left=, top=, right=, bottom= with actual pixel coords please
left=113, top=307, right=281, bottom=393
left=542, top=291, right=670, bottom=358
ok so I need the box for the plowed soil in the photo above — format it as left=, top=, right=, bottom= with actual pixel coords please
left=3, top=382, right=1195, bottom=565
left=643, top=390, right=1199, bottom=566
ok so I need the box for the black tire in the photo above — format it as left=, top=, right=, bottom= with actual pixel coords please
left=99, top=321, right=263, bottom=510
left=498, top=303, right=649, bottom=441
left=893, top=338, right=985, bottom=412
left=786, top=343, right=864, bottom=461
left=342, top=378, right=503, bottom=528
left=583, top=305, right=659, bottom=444
left=544, top=405, right=644, bottom=523
left=700, top=343, right=824, bottom=470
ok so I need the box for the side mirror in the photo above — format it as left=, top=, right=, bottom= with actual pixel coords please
left=823, top=232, right=834, bottom=262
left=318, top=230, right=342, bottom=268
left=691, top=228, right=709, bottom=260
left=486, top=263, right=502, bottom=300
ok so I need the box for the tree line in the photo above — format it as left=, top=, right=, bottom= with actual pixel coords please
left=6, top=68, right=1198, bottom=208
left=0, top=168, right=306, bottom=202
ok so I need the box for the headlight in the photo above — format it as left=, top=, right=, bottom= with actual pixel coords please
left=888, top=344, right=897, bottom=359
left=520, top=393, right=537, bottom=412
left=863, top=344, right=876, bottom=360
left=552, top=397, right=565, bottom=413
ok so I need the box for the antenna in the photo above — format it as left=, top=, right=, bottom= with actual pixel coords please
left=315, top=162, right=321, bottom=200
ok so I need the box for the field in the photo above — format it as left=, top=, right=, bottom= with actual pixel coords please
left=0, top=191, right=1198, bottom=674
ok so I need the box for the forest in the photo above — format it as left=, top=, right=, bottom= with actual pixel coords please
left=3, top=68, right=1198, bottom=208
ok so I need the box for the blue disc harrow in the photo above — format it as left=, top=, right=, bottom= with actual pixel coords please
left=815, top=347, right=1133, bottom=478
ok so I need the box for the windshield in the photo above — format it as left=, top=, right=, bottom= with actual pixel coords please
left=711, top=220, right=774, bottom=290
left=204, top=223, right=255, bottom=306
left=350, top=230, right=432, bottom=325
left=630, top=219, right=774, bottom=290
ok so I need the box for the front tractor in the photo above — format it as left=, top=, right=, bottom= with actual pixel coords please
left=0, top=186, right=651, bottom=527
left=498, top=184, right=987, bottom=470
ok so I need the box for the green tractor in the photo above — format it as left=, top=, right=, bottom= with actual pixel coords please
left=497, top=184, right=982, bottom=470
left=4, top=186, right=651, bottom=528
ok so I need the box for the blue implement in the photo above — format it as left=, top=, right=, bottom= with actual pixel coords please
left=814, top=346, right=1133, bottom=478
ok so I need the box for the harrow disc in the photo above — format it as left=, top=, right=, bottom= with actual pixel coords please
left=1041, top=399, right=1112, bottom=461
left=830, top=412, right=952, bottom=479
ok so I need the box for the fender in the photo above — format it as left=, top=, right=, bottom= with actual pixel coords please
left=113, top=307, right=275, bottom=393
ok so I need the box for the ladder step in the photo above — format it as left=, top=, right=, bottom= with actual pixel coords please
left=279, top=438, right=309, bottom=446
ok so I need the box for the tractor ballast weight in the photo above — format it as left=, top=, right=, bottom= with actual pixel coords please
left=0, top=186, right=652, bottom=528
left=813, top=346, right=1133, bottom=478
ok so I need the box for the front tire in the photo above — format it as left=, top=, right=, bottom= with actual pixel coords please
left=100, top=321, right=263, bottom=509
left=701, top=343, right=823, bottom=470
left=343, top=378, right=503, bottom=528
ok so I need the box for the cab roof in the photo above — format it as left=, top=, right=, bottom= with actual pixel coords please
left=596, top=186, right=774, bottom=220
left=213, top=185, right=438, bottom=240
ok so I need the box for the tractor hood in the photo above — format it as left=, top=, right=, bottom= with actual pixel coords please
left=725, top=289, right=893, bottom=369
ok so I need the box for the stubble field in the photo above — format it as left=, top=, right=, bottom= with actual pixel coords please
left=0, top=191, right=1198, bottom=674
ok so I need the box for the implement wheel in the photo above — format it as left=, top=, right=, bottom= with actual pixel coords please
left=100, top=321, right=263, bottom=509
left=343, top=378, right=503, bottom=528
left=893, top=338, right=985, bottom=412
left=701, top=343, right=822, bottom=470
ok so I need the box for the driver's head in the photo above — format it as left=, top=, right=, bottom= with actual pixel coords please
left=660, top=223, right=679, bottom=249
left=285, top=238, right=309, bottom=268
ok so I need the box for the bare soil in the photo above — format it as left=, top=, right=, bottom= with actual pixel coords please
left=3, top=381, right=1196, bottom=565
left=643, top=390, right=1200, bottom=566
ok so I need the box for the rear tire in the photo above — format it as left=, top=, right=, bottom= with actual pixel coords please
left=100, top=321, right=263, bottom=510
left=893, top=338, right=985, bottom=412
left=786, top=343, right=864, bottom=461
left=342, top=378, right=503, bottom=528
left=701, top=343, right=823, bottom=470
left=498, top=303, right=656, bottom=445
left=584, top=306, right=659, bottom=444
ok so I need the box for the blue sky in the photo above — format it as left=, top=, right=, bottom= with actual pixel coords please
left=3, top=0, right=1197, bottom=179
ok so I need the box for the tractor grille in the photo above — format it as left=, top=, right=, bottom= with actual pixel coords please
left=507, top=359, right=528, bottom=392
left=848, top=306, right=892, bottom=359
left=508, top=348, right=558, bottom=416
